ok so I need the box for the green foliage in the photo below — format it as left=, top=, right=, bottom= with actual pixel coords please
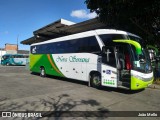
left=85, top=0, right=160, bottom=45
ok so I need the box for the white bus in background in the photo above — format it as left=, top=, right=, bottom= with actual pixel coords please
left=30, top=29, right=153, bottom=90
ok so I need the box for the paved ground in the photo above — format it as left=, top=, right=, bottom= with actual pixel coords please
left=0, top=65, right=160, bottom=120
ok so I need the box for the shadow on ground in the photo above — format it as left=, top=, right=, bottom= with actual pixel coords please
left=31, top=72, right=145, bottom=94
left=0, top=94, right=109, bottom=120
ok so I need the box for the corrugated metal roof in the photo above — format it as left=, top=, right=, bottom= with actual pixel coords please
left=21, top=18, right=107, bottom=45
left=17, top=50, right=29, bottom=54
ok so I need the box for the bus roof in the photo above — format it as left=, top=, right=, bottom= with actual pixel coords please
left=95, top=29, right=141, bottom=38
left=2, top=54, right=28, bottom=56
left=31, top=29, right=141, bottom=46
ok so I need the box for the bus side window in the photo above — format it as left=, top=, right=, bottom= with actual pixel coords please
left=77, top=37, right=88, bottom=53
left=47, top=43, right=55, bottom=54
left=77, top=36, right=100, bottom=53
left=102, top=47, right=116, bottom=67
left=88, top=36, right=101, bottom=54
left=67, top=39, right=78, bottom=53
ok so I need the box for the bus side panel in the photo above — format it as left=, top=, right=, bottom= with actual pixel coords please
left=51, top=53, right=84, bottom=81
left=12, top=58, right=27, bottom=65
left=86, top=54, right=101, bottom=77
left=1, top=60, right=8, bottom=65
left=30, top=54, right=43, bottom=73
left=30, top=54, right=64, bottom=77
left=51, top=53, right=98, bottom=81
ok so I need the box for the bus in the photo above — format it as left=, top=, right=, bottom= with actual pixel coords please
left=30, top=29, right=153, bottom=90
left=1, top=54, right=29, bottom=66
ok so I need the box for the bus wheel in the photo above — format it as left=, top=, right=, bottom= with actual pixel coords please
left=90, top=73, right=101, bottom=89
left=6, top=63, right=9, bottom=66
left=40, top=67, right=46, bottom=77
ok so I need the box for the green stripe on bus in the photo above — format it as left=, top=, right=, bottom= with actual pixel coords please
left=30, top=54, right=43, bottom=70
left=30, top=54, right=64, bottom=77
left=47, top=54, right=65, bottom=77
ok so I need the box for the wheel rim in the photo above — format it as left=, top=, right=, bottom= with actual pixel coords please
left=41, top=69, right=45, bottom=76
left=93, top=76, right=100, bottom=86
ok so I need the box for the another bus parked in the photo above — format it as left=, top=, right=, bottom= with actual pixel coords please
left=30, top=29, right=153, bottom=90
left=1, top=54, right=29, bottom=66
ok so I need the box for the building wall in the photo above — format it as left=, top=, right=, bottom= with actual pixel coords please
left=5, top=44, right=18, bottom=54
left=0, top=50, right=6, bottom=61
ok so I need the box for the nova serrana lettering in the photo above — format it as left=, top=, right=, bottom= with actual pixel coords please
left=56, top=56, right=89, bottom=62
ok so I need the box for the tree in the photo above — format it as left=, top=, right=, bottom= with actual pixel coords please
left=85, top=0, right=160, bottom=46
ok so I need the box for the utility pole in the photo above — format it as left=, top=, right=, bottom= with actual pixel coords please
left=0, top=46, right=2, bottom=63
left=17, top=35, right=19, bottom=52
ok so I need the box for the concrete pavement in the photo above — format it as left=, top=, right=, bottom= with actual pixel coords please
left=0, top=66, right=160, bottom=120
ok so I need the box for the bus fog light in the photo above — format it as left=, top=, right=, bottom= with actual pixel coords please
left=136, top=83, right=139, bottom=87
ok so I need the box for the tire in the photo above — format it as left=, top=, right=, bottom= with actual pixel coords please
left=90, top=73, right=101, bottom=89
left=6, top=62, right=10, bottom=66
left=40, top=67, right=46, bottom=77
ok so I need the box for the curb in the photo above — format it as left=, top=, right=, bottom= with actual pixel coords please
left=147, top=84, right=160, bottom=90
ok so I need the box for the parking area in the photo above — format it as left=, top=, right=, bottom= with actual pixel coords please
left=0, top=66, right=160, bottom=119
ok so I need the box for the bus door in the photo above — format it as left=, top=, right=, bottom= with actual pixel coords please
left=116, top=45, right=131, bottom=88
left=101, top=46, right=118, bottom=88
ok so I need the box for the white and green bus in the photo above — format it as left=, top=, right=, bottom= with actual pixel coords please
left=30, top=29, right=153, bottom=90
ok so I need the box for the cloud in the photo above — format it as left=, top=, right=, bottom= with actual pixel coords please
left=70, top=9, right=97, bottom=19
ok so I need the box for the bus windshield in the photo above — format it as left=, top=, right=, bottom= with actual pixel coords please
left=99, top=34, right=152, bottom=73
left=128, top=36, right=152, bottom=73
left=2, top=55, right=10, bottom=60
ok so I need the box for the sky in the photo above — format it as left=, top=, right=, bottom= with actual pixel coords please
left=0, top=0, right=97, bottom=50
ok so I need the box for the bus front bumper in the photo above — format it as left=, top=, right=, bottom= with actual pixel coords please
left=131, top=76, right=154, bottom=90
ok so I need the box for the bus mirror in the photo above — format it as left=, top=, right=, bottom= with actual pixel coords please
left=139, top=55, right=145, bottom=62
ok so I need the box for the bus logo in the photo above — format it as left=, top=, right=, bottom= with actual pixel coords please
left=32, top=46, right=36, bottom=53
left=106, top=70, right=111, bottom=74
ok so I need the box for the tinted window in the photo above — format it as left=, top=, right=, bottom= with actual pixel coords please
left=99, top=34, right=127, bottom=46
left=77, top=37, right=89, bottom=52
left=88, top=37, right=100, bottom=53
left=31, top=36, right=100, bottom=54
left=77, top=36, right=100, bottom=53
left=67, top=39, right=79, bottom=53
left=3, top=55, right=10, bottom=60
left=102, top=47, right=116, bottom=67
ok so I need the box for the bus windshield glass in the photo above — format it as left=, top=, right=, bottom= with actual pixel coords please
left=99, top=34, right=152, bottom=73
left=128, top=35, right=152, bottom=73
left=2, top=55, right=9, bottom=60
